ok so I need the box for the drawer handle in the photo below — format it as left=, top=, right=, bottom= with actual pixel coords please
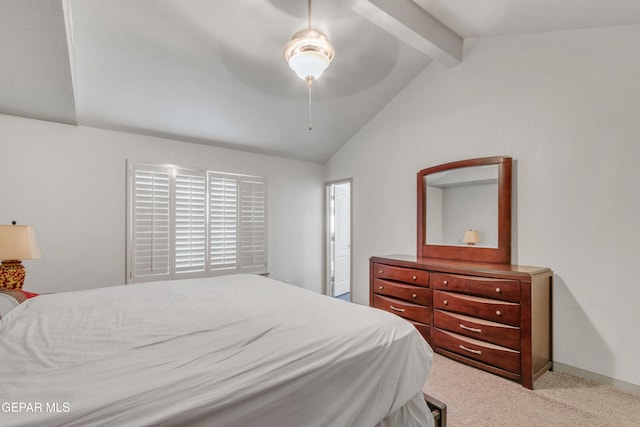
left=443, top=280, right=448, bottom=286
left=460, top=324, right=482, bottom=333
left=443, top=300, right=448, bottom=306
left=412, top=293, right=417, bottom=299
left=389, top=305, right=405, bottom=313
left=379, top=285, right=384, bottom=290
left=378, top=270, right=384, bottom=274
left=496, top=310, right=501, bottom=316
left=496, top=287, right=501, bottom=293
left=460, top=345, right=482, bottom=355
left=412, top=275, right=417, bottom=281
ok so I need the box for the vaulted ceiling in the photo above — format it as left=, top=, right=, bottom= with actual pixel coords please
left=2, top=0, right=640, bottom=163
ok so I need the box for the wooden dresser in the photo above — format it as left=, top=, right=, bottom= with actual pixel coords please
left=370, top=254, right=552, bottom=389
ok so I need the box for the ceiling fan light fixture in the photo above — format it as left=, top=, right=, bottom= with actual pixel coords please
left=284, top=29, right=335, bottom=81
left=283, top=0, right=334, bottom=131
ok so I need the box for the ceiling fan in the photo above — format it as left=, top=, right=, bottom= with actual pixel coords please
left=283, top=0, right=335, bottom=130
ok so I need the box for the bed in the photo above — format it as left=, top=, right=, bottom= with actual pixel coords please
left=0, top=274, right=434, bottom=426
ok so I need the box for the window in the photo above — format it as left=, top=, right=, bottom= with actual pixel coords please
left=127, top=161, right=267, bottom=283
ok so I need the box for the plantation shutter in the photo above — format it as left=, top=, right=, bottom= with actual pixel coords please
left=174, top=169, right=207, bottom=276
left=128, top=161, right=267, bottom=283
left=129, top=163, right=171, bottom=282
left=238, top=176, right=266, bottom=271
left=208, top=173, right=238, bottom=271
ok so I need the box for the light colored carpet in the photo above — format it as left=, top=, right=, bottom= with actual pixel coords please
left=423, top=354, right=640, bottom=426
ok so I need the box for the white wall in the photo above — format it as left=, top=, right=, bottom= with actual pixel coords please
left=0, top=114, right=324, bottom=294
left=326, top=25, right=640, bottom=386
left=440, top=183, right=497, bottom=247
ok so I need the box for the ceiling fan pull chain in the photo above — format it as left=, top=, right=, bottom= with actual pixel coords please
left=308, top=77, right=313, bottom=131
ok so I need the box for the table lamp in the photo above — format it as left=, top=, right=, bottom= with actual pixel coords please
left=0, top=222, right=42, bottom=290
left=462, top=229, right=480, bottom=246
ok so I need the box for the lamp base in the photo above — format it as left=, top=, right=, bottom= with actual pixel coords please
left=0, top=260, right=26, bottom=290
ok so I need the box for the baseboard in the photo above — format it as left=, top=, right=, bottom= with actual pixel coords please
left=553, top=361, right=640, bottom=395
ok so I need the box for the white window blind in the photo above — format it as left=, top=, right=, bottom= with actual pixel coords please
left=127, top=161, right=267, bottom=283
left=209, top=173, right=238, bottom=271
left=175, top=169, right=207, bottom=276
left=129, top=164, right=171, bottom=282
left=239, top=177, right=266, bottom=270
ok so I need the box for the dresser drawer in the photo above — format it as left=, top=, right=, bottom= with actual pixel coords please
left=432, top=273, right=520, bottom=302
left=431, top=328, right=520, bottom=374
left=433, top=310, right=520, bottom=350
left=373, top=278, right=430, bottom=305
left=372, top=294, right=431, bottom=324
left=373, top=263, right=428, bottom=287
left=433, top=291, right=520, bottom=326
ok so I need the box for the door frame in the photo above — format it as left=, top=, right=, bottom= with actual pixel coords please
left=324, top=178, right=353, bottom=300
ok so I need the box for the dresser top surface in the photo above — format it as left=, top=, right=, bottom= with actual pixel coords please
left=371, top=254, right=552, bottom=278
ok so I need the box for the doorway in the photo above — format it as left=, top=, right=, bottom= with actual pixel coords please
left=326, top=179, right=352, bottom=301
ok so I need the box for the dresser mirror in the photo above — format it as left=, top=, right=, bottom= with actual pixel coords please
left=417, top=156, right=512, bottom=264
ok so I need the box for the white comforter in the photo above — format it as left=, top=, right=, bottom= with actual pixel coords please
left=0, top=274, right=433, bottom=427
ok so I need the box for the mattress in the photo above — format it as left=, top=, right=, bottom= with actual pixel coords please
left=0, top=274, right=434, bottom=426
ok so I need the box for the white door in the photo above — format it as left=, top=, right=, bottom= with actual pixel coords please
left=332, top=182, right=351, bottom=297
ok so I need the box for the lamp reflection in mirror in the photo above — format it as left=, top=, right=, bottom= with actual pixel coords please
left=462, top=229, right=480, bottom=246
left=0, top=222, right=41, bottom=290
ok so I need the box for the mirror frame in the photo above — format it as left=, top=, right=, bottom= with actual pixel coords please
left=417, top=156, right=512, bottom=264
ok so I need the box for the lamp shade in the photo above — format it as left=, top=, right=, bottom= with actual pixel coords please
left=0, top=225, right=42, bottom=260
left=462, top=230, right=480, bottom=245
left=288, top=51, right=331, bottom=80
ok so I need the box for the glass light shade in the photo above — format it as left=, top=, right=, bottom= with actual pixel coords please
left=288, top=51, right=331, bottom=80
left=283, top=29, right=335, bottom=81
left=0, top=225, right=42, bottom=260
